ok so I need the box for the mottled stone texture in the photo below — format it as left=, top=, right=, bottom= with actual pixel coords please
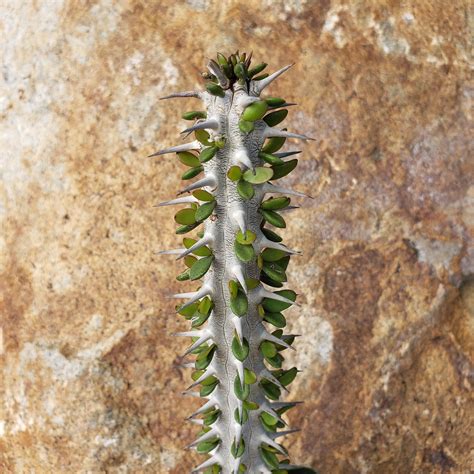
left=0, top=1, right=472, bottom=473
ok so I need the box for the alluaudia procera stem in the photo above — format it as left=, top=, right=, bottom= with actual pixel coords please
left=153, top=51, right=315, bottom=474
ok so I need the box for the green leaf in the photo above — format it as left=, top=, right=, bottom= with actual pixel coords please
left=178, top=302, right=198, bottom=317
left=261, top=197, right=291, bottom=210
left=261, top=411, right=278, bottom=426
left=265, top=97, right=285, bottom=107
left=271, top=159, right=298, bottom=180
left=234, top=240, right=255, bottom=262
left=201, top=375, right=218, bottom=386
left=231, top=438, right=246, bottom=458
left=260, top=209, right=286, bottom=228
left=262, top=290, right=297, bottom=312
left=261, top=248, right=288, bottom=261
left=227, top=166, right=242, bottom=182
left=263, top=109, right=288, bottom=127
left=196, top=437, right=220, bottom=454
left=278, top=367, right=298, bottom=386
left=176, top=269, right=190, bottom=281
left=232, top=335, right=249, bottom=361
left=178, top=151, right=200, bottom=167
left=198, top=296, right=213, bottom=315
left=260, top=340, right=277, bottom=358
left=248, top=62, right=267, bottom=77
left=265, top=352, right=284, bottom=369
left=234, top=63, right=247, bottom=81
left=243, top=400, right=259, bottom=410
left=262, top=261, right=287, bottom=283
left=237, top=180, right=255, bottom=199
left=176, top=222, right=199, bottom=235
left=234, top=406, right=249, bottom=424
left=239, top=119, right=255, bottom=134
left=199, top=146, right=217, bottom=163
left=246, top=278, right=260, bottom=290
left=228, top=279, right=239, bottom=298
left=260, top=272, right=283, bottom=288
left=191, top=310, right=211, bottom=328
left=181, top=166, right=203, bottom=180
left=195, top=344, right=217, bottom=370
left=189, top=255, right=214, bottom=280
left=286, top=468, right=319, bottom=473
left=195, top=129, right=213, bottom=146
left=244, top=368, right=257, bottom=385
left=261, top=380, right=281, bottom=400
left=206, top=82, right=225, bottom=98
left=253, top=73, right=269, bottom=81
left=262, top=228, right=283, bottom=242
left=200, top=380, right=218, bottom=397
left=230, top=290, right=248, bottom=316
left=260, top=446, right=280, bottom=469
left=184, top=255, right=197, bottom=268
left=203, top=409, right=220, bottom=426
left=259, top=151, right=284, bottom=166
left=174, top=208, right=196, bottom=225
left=195, top=200, right=216, bottom=222
left=263, top=312, right=286, bottom=328
left=243, top=167, right=274, bottom=184
left=182, top=110, right=206, bottom=120
left=236, top=230, right=256, bottom=245
left=192, top=189, right=214, bottom=201
left=234, top=374, right=250, bottom=401
left=242, top=100, right=268, bottom=122
left=262, top=135, right=286, bottom=154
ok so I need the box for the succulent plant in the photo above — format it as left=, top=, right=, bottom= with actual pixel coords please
left=153, top=51, right=316, bottom=474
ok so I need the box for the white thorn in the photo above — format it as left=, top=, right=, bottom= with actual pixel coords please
left=261, top=368, right=289, bottom=392
left=234, top=147, right=253, bottom=169
left=177, top=235, right=213, bottom=260
left=178, top=174, right=217, bottom=195
left=256, top=286, right=300, bottom=307
left=183, top=331, right=212, bottom=356
left=156, top=248, right=184, bottom=255
left=207, top=59, right=230, bottom=89
left=260, top=330, right=292, bottom=351
left=259, top=434, right=287, bottom=455
left=271, top=429, right=301, bottom=439
left=188, top=398, right=219, bottom=418
left=255, top=235, right=301, bottom=255
left=231, top=210, right=247, bottom=234
left=273, top=150, right=302, bottom=158
left=263, top=126, right=315, bottom=141
left=188, top=418, right=204, bottom=425
left=181, top=390, right=202, bottom=398
left=254, top=63, right=294, bottom=94
left=231, top=265, right=247, bottom=293
left=188, top=427, right=219, bottom=448
left=234, top=422, right=242, bottom=445
left=173, top=330, right=204, bottom=338
left=155, top=196, right=198, bottom=207
left=235, top=359, right=244, bottom=385
left=173, top=285, right=212, bottom=311
left=160, top=91, right=201, bottom=100
left=232, top=315, right=243, bottom=341
left=181, top=118, right=219, bottom=134
left=187, top=368, right=216, bottom=389
left=191, top=454, right=221, bottom=473
left=263, top=182, right=313, bottom=199
left=148, top=140, right=200, bottom=157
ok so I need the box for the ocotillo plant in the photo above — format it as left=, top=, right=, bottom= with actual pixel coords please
left=153, top=51, right=316, bottom=474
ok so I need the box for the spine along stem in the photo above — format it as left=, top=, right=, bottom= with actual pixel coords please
left=154, top=51, right=315, bottom=474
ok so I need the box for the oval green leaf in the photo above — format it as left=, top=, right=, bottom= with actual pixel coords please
left=189, top=255, right=214, bottom=280
left=232, top=335, right=249, bottom=361
left=263, top=109, right=288, bottom=127
left=174, top=208, right=196, bottom=225
left=227, top=165, right=242, bottom=182
left=234, top=240, right=255, bottom=262
left=178, top=151, right=200, bottom=167
left=261, top=196, right=291, bottom=210
left=195, top=200, right=216, bottom=222
left=237, top=180, right=255, bottom=200
left=271, top=159, right=298, bottom=180
left=242, top=100, right=268, bottom=122
left=243, top=167, right=273, bottom=184
left=236, top=229, right=256, bottom=245
left=192, top=189, right=214, bottom=201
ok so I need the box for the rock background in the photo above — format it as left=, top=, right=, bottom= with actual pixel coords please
left=0, top=1, right=472, bottom=473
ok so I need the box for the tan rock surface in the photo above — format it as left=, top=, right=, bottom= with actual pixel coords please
left=0, top=1, right=472, bottom=473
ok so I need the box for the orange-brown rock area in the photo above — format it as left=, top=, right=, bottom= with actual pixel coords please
left=0, top=1, right=472, bottom=473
